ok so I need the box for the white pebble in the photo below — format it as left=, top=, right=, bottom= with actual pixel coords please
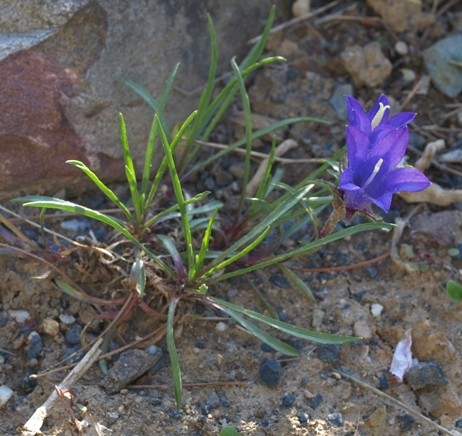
left=8, top=310, right=31, bottom=324
left=395, top=41, right=408, bottom=56
left=146, top=345, right=157, bottom=355
left=371, top=304, right=384, bottom=317
left=311, top=309, right=325, bottom=328
left=292, top=0, right=310, bottom=17
left=59, top=314, right=76, bottom=324
left=0, top=386, right=13, bottom=408
left=215, top=322, right=227, bottom=332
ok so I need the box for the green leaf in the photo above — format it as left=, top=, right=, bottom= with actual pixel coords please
left=129, top=256, right=146, bottom=297
left=167, top=294, right=182, bottom=409
left=157, top=234, right=186, bottom=282
left=220, top=426, right=240, bottom=436
left=448, top=248, right=460, bottom=257
left=194, top=207, right=219, bottom=279
left=279, top=264, right=315, bottom=302
left=208, top=297, right=359, bottom=345
left=446, top=280, right=462, bottom=303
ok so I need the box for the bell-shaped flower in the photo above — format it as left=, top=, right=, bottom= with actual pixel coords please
left=339, top=96, right=431, bottom=213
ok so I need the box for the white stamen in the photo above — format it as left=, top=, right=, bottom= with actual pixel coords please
left=362, top=158, right=384, bottom=189
left=371, top=102, right=390, bottom=129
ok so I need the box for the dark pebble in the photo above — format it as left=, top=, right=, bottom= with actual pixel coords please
left=259, top=358, right=281, bottom=386
left=63, top=344, right=84, bottom=364
left=204, top=177, right=216, bottom=190
left=0, top=311, right=8, bottom=327
left=282, top=394, right=295, bottom=407
left=27, top=332, right=43, bottom=360
left=19, top=369, right=37, bottom=393
left=456, top=418, right=462, bottom=428
left=278, top=312, right=288, bottom=322
left=261, top=343, right=274, bottom=352
left=220, top=391, right=231, bottom=407
left=66, top=323, right=82, bottom=345
left=397, top=414, right=414, bottom=431
left=301, top=377, right=308, bottom=386
left=326, top=412, right=344, bottom=428
left=289, top=339, right=302, bottom=350
left=149, top=396, right=162, bottom=406
left=299, top=410, right=309, bottom=423
left=310, top=394, right=322, bottom=409
left=366, top=266, right=378, bottom=278
left=378, top=369, right=389, bottom=389
left=405, top=362, right=448, bottom=389
left=270, top=274, right=289, bottom=288
left=315, top=344, right=339, bottom=364
left=206, top=391, right=220, bottom=409
left=169, top=411, right=181, bottom=419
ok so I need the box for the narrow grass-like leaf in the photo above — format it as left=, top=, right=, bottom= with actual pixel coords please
left=208, top=221, right=394, bottom=283
left=129, top=256, right=146, bottom=297
left=124, top=164, right=142, bottom=224
left=216, top=304, right=299, bottom=357
left=141, top=63, right=180, bottom=197
left=194, top=208, right=218, bottom=280
left=202, top=226, right=271, bottom=279
left=231, top=57, right=253, bottom=217
left=167, top=293, right=182, bottom=409
left=254, top=136, right=277, bottom=204
left=278, top=263, right=315, bottom=302
left=15, top=196, right=174, bottom=276
left=156, top=117, right=196, bottom=280
left=66, top=160, right=132, bottom=222
left=55, top=279, right=126, bottom=306
left=145, top=111, right=198, bottom=208
left=208, top=297, right=359, bottom=344
left=249, top=281, right=278, bottom=319
left=119, top=114, right=136, bottom=177
left=157, top=234, right=187, bottom=283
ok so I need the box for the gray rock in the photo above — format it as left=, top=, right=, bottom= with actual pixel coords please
left=27, top=332, right=43, bottom=360
left=326, top=412, right=344, bottom=428
left=65, top=323, right=82, bottom=345
left=259, top=358, right=281, bottom=386
left=405, top=362, right=448, bottom=390
left=0, top=0, right=287, bottom=199
left=315, top=344, right=340, bottom=363
left=101, top=349, right=161, bottom=394
left=206, top=391, right=220, bottom=409
left=329, top=84, right=353, bottom=120
left=423, top=33, right=462, bottom=98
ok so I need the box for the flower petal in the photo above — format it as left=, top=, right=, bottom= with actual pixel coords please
left=367, top=94, right=390, bottom=127
left=367, top=167, right=431, bottom=199
left=346, top=126, right=370, bottom=172
left=339, top=167, right=360, bottom=191
left=371, top=192, right=393, bottom=212
left=344, top=189, right=373, bottom=210
left=388, top=112, right=416, bottom=128
left=346, top=96, right=371, bottom=135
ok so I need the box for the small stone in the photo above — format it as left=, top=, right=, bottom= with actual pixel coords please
left=59, top=314, right=76, bottom=325
left=66, top=323, right=82, bottom=344
left=365, top=406, right=387, bottom=436
left=326, top=412, right=344, bottom=428
left=63, top=344, right=83, bottom=364
left=270, top=274, right=289, bottom=288
left=215, top=322, right=227, bottom=332
left=378, top=369, right=389, bottom=389
left=169, top=411, right=181, bottom=419
left=330, top=372, right=341, bottom=380
left=206, top=391, right=220, bottom=409
left=397, top=414, right=414, bottom=431
left=19, top=369, right=37, bottom=393
left=101, top=349, right=161, bottom=394
left=405, top=362, right=448, bottom=389
left=259, top=358, right=281, bottom=386
left=292, top=0, right=310, bottom=17
left=119, top=389, right=128, bottom=395
left=12, top=334, right=26, bottom=350
left=310, top=394, right=322, bottom=409
left=455, top=418, right=462, bottom=428
left=418, top=392, right=442, bottom=413
left=0, top=312, right=8, bottom=328
left=107, top=412, right=120, bottom=425
left=0, top=386, right=13, bottom=408
left=27, top=332, right=43, bottom=360
left=366, top=266, right=378, bottom=278
left=282, top=394, right=296, bottom=407
left=299, top=410, right=309, bottom=423
left=261, top=343, right=274, bottom=353
left=395, top=41, right=408, bottom=56
left=371, top=304, right=383, bottom=317
left=146, top=345, right=157, bottom=355
left=315, top=344, right=339, bottom=363
left=353, top=320, right=372, bottom=341
left=42, top=318, right=60, bottom=336
left=311, top=309, right=325, bottom=328
left=8, top=310, right=31, bottom=324
left=329, top=84, right=354, bottom=120
left=304, top=390, right=314, bottom=400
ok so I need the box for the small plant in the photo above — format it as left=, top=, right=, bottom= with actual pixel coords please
left=446, top=280, right=462, bottom=303
left=401, top=244, right=460, bottom=273
left=3, top=9, right=431, bottom=411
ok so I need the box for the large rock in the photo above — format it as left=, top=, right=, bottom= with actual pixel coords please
left=0, top=1, right=288, bottom=199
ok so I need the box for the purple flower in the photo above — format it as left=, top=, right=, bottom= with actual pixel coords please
left=339, top=95, right=431, bottom=213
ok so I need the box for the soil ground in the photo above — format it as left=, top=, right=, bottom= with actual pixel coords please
left=1, top=1, right=462, bottom=435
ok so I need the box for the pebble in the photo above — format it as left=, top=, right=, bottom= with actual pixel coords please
left=304, top=390, right=314, bottom=400
left=27, top=332, right=43, bottom=360
left=405, top=362, right=448, bottom=389
left=418, top=392, right=442, bottom=413
left=397, top=414, right=414, bottom=431
left=270, top=274, right=289, bottom=288
left=329, top=84, right=353, bottom=120
left=0, top=386, right=13, bottom=408
left=19, top=369, right=37, bottom=393
left=63, top=344, right=83, bottom=364
left=0, top=312, right=8, bottom=327
left=60, top=219, right=90, bottom=232
left=169, top=411, right=181, bottom=419
left=423, top=33, right=462, bottom=98
left=311, top=309, right=325, bottom=328
left=59, top=314, right=76, bottom=325
left=42, top=318, right=60, bottom=336
left=206, top=391, right=220, bottom=409
left=353, top=320, right=372, bottom=341
left=261, top=343, right=274, bottom=353
left=299, top=410, right=309, bottom=423
left=292, top=0, right=310, bottom=17
left=282, top=394, right=295, bottom=407
left=371, top=304, right=383, bottom=317
left=315, top=344, right=339, bottom=363
left=310, top=394, right=322, bottom=409
left=456, top=418, right=462, bottom=428
left=146, top=345, right=157, bottom=355
left=326, top=412, right=344, bottom=428
left=215, top=322, right=227, bottom=332
left=394, top=41, right=408, bottom=56
left=101, top=349, right=161, bottom=394
left=8, top=310, right=31, bottom=324
left=378, top=369, right=389, bottom=389
left=366, top=266, right=378, bottom=278
left=259, top=358, right=281, bottom=386
left=65, top=323, right=82, bottom=344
